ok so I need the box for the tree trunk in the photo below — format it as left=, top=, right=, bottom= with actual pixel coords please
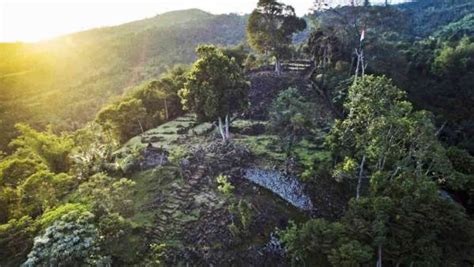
left=361, top=50, right=365, bottom=77
left=377, top=244, right=383, bottom=267
left=285, top=133, right=295, bottom=174
left=164, top=98, right=169, bottom=120
left=356, top=154, right=366, bottom=199
left=218, top=117, right=226, bottom=142
left=435, top=121, right=447, bottom=136
left=137, top=119, right=144, bottom=135
left=275, top=58, right=282, bottom=75
left=224, top=114, right=230, bottom=141
left=354, top=49, right=360, bottom=83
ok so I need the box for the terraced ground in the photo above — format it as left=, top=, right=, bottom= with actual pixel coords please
left=117, top=115, right=315, bottom=265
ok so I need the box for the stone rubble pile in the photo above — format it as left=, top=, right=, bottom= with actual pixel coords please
left=244, top=167, right=313, bottom=211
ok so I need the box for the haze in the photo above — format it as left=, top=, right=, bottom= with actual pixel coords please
left=0, top=0, right=405, bottom=42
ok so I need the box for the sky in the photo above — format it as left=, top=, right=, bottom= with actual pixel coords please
left=0, top=0, right=403, bottom=42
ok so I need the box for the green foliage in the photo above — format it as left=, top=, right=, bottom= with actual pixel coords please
left=447, top=146, right=474, bottom=175
left=443, top=146, right=474, bottom=191
left=216, top=174, right=234, bottom=196
left=97, top=213, right=141, bottom=264
left=294, top=143, right=331, bottom=181
left=281, top=176, right=474, bottom=266
left=326, top=75, right=451, bottom=194
left=333, top=157, right=358, bottom=182
left=168, top=146, right=187, bottom=165
left=279, top=74, right=474, bottom=266
left=145, top=243, right=167, bottom=266
left=228, top=222, right=241, bottom=237
left=328, top=240, right=373, bottom=267
left=345, top=177, right=474, bottom=266
left=16, top=171, right=75, bottom=219
left=221, top=44, right=250, bottom=68
left=0, top=186, right=17, bottom=223
left=22, top=211, right=104, bottom=267
left=131, top=65, right=188, bottom=126
left=280, top=219, right=372, bottom=266
left=96, top=98, right=147, bottom=143
left=179, top=45, right=249, bottom=122
left=433, top=37, right=474, bottom=77
left=228, top=199, right=253, bottom=232
left=269, top=88, right=315, bottom=156
left=115, top=146, right=143, bottom=174
left=37, top=203, right=89, bottom=230
left=70, top=123, right=118, bottom=179
left=0, top=157, right=46, bottom=187
left=77, top=173, right=136, bottom=217
left=0, top=216, right=37, bottom=266
left=433, top=13, right=474, bottom=42
left=405, top=27, right=474, bottom=152
left=247, top=0, right=306, bottom=66
left=243, top=53, right=268, bottom=71
left=9, top=124, right=74, bottom=173
left=0, top=10, right=247, bottom=151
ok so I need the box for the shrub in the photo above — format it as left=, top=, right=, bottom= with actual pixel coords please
left=22, top=211, right=103, bottom=267
left=0, top=216, right=37, bottom=266
left=9, top=124, right=74, bottom=173
left=216, top=174, right=234, bottom=196
left=37, top=203, right=89, bottom=230
left=77, top=173, right=136, bottom=217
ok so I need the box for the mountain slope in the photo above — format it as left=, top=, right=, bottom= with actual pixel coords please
left=0, top=9, right=247, bottom=149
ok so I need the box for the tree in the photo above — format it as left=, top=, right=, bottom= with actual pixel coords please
left=288, top=75, right=474, bottom=266
left=131, top=66, right=188, bottom=125
left=76, top=173, right=136, bottom=218
left=155, top=65, right=189, bottom=121
left=131, top=80, right=165, bottom=127
left=0, top=157, right=46, bottom=187
left=221, top=44, right=249, bottom=69
left=71, top=123, right=117, bottom=180
left=22, top=211, right=105, bottom=267
left=326, top=75, right=451, bottom=199
left=281, top=175, right=474, bottom=266
left=9, top=124, right=74, bottom=173
left=179, top=45, right=249, bottom=142
left=247, top=0, right=306, bottom=74
left=96, top=98, right=147, bottom=143
left=269, top=88, right=315, bottom=171
left=0, top=216, right=37, bottom=266
left=280, top=219, right=373, bottom=266
left=16, top=170, right=75, bottom=219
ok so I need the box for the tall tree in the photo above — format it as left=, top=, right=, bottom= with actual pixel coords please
left=269, top=88, right=315, bottom=171
left=247, top=0, right=306, bottom=74
left=326, top=75, right=452, bottom=198
left=179, top=45, right=249, bottom=142
left=95, top=98, right=147, bottom=144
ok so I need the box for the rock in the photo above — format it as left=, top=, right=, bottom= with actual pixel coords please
left=240, top=123, right=266, bottom=136
left=244, top=167, right=314, bottom=211
left=140, top=144, right=169, bottom=169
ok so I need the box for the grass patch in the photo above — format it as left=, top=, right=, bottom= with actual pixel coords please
left=235, top=134, right=286, bottom=162
left=232, top=119, right=268, bottom=129
left=130, top=166, right=182, bottom=226
left=117, top=114, right=199, bottom=155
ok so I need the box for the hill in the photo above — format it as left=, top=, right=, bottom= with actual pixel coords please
left=0, top=1, right=473, bottom=265
left=0, top=9, right=247, bottom=150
